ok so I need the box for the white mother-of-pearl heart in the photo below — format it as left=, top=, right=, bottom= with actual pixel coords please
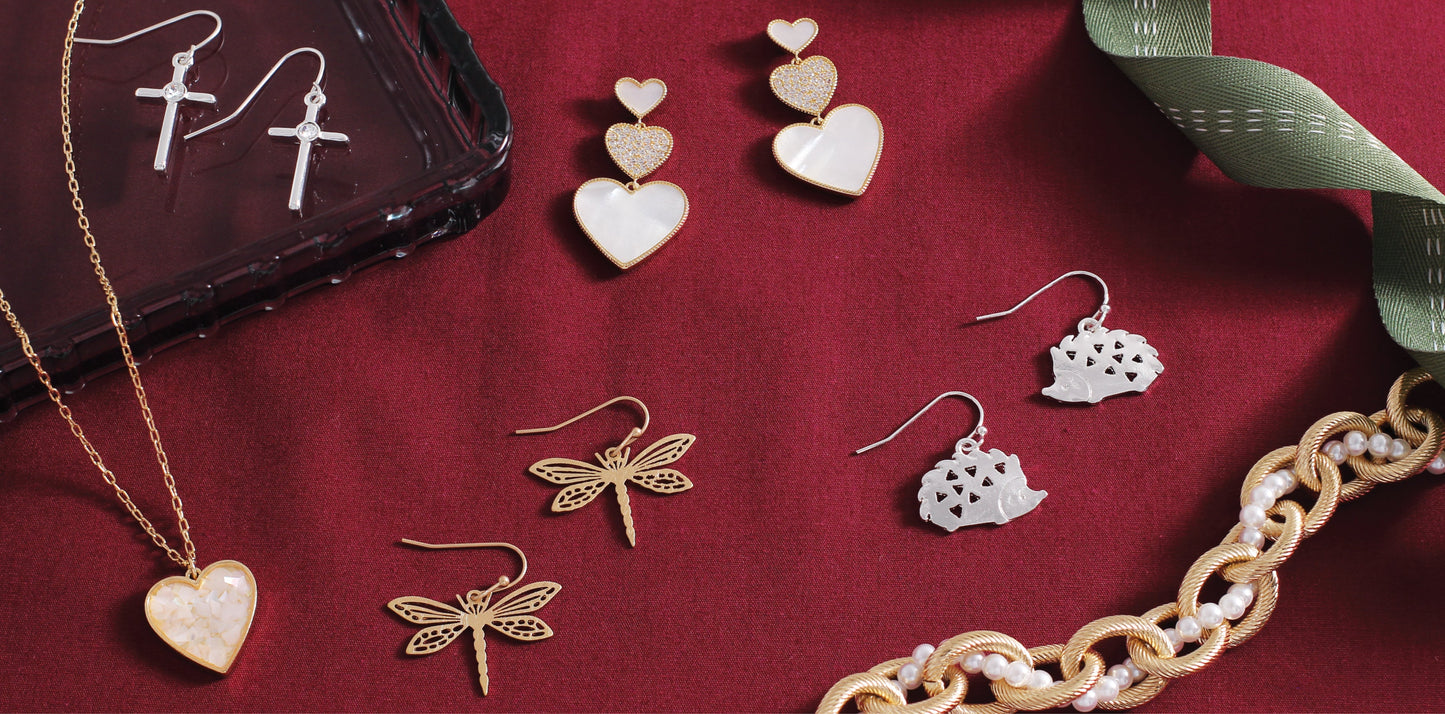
left=614, top=78, right=667, bottom=120
left=773, top=104, right=883, bottom=196
left=767, top=18, right=819, bottom=55
left=574, top=178, right=688, bottom=269
left=144, top=560, right=257, bottom=673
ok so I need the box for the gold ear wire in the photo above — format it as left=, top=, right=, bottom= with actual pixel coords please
left=515, top=396, right=650, bottom=450
left=398, top=539, right=527, bottom=591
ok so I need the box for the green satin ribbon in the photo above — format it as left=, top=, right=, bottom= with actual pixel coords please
left=1082, top=0, right=1445, bottom=380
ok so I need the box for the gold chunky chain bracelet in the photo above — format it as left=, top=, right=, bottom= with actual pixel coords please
left=818, top=369, right=1445, bottom=714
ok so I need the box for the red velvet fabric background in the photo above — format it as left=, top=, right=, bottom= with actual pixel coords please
left=3, top=1, right=1444, bottom=711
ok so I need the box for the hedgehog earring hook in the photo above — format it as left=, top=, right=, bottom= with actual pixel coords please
left=970, top=270, right=1163, bottom=404
left=854, top=392, right=1046, bottom=531
left=974, top=270, right=1111, bottom=330
left=854, top=391, right=986, bottom=455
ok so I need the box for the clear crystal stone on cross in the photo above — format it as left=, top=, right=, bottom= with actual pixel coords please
left=267, top=89, right=350, bottom=212
left=135, top=52, right=217, bottom=171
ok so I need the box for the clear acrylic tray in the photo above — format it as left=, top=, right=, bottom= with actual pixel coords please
left=0, top=0, right=511, bottom=420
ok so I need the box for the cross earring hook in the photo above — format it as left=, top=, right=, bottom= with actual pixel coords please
left=854, top=391, right=987, bottom=455
left=75, top=9, right=223, bottom=59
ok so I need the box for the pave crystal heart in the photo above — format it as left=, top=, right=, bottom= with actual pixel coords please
left=767, top=18, right=819, bottom=55
left=614, top=77, right=667, bottom=120
left=605, top=123, right=673, bottom=180
left=769, top=55, right=837, bottom=116
left=144, top=560, right=257, bottom=673
left=573, top=178, right=688, bottom=269
left=773, top=104, right=883, bottom=196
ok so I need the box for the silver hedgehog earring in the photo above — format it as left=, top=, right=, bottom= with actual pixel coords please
left=854, top=391, right=1047, bottom=532
left=973, top=271, right=1163, bottom=404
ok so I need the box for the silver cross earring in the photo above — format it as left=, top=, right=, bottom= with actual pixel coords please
left=75, top=10, right=223, bottom=172
left=185, top=47, right=350, bottom=213
left=855, top=391, right=1047, bottom=531
left=973, top=271, right=1164, bottom=404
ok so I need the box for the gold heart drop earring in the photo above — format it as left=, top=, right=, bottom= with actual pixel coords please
left=516, top=396, right=695, bottom=547
left=766, top=18, right=883, bottom=196
left=573, top=78, right=689, bottom=269
left=388, top=540, right=560, bottom=696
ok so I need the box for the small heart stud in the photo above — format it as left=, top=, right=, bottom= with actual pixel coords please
left=769, top=55, right=837, bottom=116
left=614, top=78, right=667, bottom=120
left=767, top=18, right=819, bottom=55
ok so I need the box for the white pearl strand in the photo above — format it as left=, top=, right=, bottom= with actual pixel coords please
left=896, top=432, right=1442, bottom=711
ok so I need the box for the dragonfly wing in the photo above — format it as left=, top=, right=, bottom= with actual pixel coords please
left=406, top=622, right=470, bottom=655
left=388, top=596, right=467, bottom=624
left=488, top=581, right=562, bottom=617
left=488, top=615, right=554, bottom=642
left=553, top=479, right=610, bottom=511
left=529, top=458, right=608, bottom=484
left=629, top=468, right=694, bottom=494
left=627, top=434, right=695, bottom=472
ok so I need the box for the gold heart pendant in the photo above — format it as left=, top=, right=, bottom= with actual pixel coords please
left=769, top=55, right=837, bottom=116
left=144, top=560, right=257, bottom=673
left=605, top=123, right=674, bottom=180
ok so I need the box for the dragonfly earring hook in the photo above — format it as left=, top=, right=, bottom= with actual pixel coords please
left=399, top=539, right=527, bottom=595
left=515, top=395, right=650, bottom=451
left=855, top=391, right=987, bottom=455
left=186, top=47, right=350, bottom=213
left=75, top=10, right=224, bottom=172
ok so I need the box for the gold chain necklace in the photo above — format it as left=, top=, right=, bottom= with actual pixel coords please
left=0, top=0, right=257, bottom=674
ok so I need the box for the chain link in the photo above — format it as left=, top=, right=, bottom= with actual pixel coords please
left=818, top=368, right=1445, bottom=713
left=0, top=0, right=198, bottom=577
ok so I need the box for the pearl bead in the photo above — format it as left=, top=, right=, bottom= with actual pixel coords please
left=1239, top=526, right=1266, bottom=549
left=1264, top=470, right=1295, bottom=497
left=1228, top=582, right=1256, bottom=605
left=1107, top=664, right=1133, bottom=689
left=1072, top=689, right=1099, bottom=712
left=1124, top=657, right=1146, bottom=683
left=1029, top=669, right=1054, bottom=689
left=983, top=653, right=1009, bottom=681
left=1239, top=504, right=1267, bottom=528
left=1249, top=485, right=1276, bottom=509
left=1176, top=616, right=1202, bottom=642
left=1344, top=430, right=1368, bottom=456
left=961, top=653, right=985, bottom=673
left=1428, top=456, right=1445, bottom=475
left=1367, top=433, right=1392, bottom=457
left=1220, top=592, right=1248, bottom=619
left=912, top=643, right=935, bottom=666
left=1163, top=627, right=1184, bottom=653
left=1094, top=678, right=1120, bottom=703
left=1004, top=661, right=1032, bottom=687
left=1197, top=602, right=1225, bottom=629
left=899, top=662, right=923, bottom=689
left=1323, top=440, right=1348, bottom=464
left=1390, top=438, right=1410, bottom=461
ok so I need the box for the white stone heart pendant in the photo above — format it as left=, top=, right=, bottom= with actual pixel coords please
left=773, top=104, right=883, bottom=196
left=573, top=179, right=689, bottom=269
left=767, top=18, right=819, bottom=55
left=144, top=560, right=257, bottom=673
left=614, top=78, right=667, bottom=120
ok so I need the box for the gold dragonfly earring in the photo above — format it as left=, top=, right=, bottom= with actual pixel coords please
left=387, top=539, right=560, bottom=696
left=516, top=396, right=695, bottom=548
